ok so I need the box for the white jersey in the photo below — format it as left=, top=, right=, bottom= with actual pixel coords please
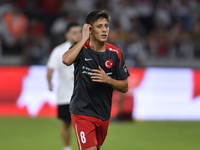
left=47, top=41, right=73, bottom=105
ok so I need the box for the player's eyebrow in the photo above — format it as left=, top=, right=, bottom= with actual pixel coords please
left=96, top=23, right=109, bottom=26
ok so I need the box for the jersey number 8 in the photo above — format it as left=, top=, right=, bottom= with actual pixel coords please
left=80, top=131, right=86, bottom=143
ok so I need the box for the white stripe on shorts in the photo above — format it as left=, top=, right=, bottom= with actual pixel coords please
left=75, top=123, right=82, bottom=150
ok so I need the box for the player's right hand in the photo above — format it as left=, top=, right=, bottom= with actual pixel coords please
left=82, top=23, right=92, bottom=40
left=48, top=83, right=53, bottom=91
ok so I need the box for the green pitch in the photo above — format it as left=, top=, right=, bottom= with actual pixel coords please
left=0, top=118, right=200, bottom=150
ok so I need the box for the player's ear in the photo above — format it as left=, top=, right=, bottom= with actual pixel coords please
left=89, top=25, right=92, bottom=34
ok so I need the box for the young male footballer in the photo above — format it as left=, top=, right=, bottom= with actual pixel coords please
left=62, top=10, right=130, bottom=150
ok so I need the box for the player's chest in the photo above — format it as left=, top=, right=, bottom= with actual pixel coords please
left=82, top=51, right=116, bottom=68
left=80, top=50, right=116, bottom=76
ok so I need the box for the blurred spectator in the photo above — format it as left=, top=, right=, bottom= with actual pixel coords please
left=108, top=0, right=121, bottom=21
left=194, top=39, right=200, bottom=58
left=146, top=30, right=158, bottom=57
left=178, top=31, right=194, bottom=59
left=76, top=0, right=97, bottom=23
left=107, top=29, right=125, bottom=50
left=125, top=31, right=147, bottom=67
left=76, top=0, right=96, bottom=15
left=95, top=0, right=109, bottom=10
left=36, top=0, right=62, bottom=34
left=22, top=35, right=50, bottom=65
left=147, top=22, right=170, bottom=58
left=155, top=23, right=169, bottom=57
left=0, top=0, right=13, bottom=18
left=22, top=19, right=50, bottom=65
left=1, top=2, right=27, bottom=55
left=194, top=19, right=200, bottom=58
left=50, top=12, right=70, bottom=47
left=22, top=0, right=44, bottom=20
left=27, top=18, right=46, bottom=37
left=194, top=19, right=200, bottom=38
left=118, top=0, right=139, bottom=32
left=130, top=18, right=146, bottom=36
left=171, top=0, right=192, bottom=31
left=60, top=0, right=78, bottom=21
left=134, top=0, right=154, bottom=34
left=154, top=0, right=172, bottom=28
left=167, top=20, right=185, bottom=58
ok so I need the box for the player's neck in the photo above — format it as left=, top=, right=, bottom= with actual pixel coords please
left=89, top=39, right=106, bottom=52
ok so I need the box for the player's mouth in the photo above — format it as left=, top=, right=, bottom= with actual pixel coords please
left=101, top=34, right=107, bottom=39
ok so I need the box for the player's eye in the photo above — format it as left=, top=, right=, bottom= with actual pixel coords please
left=97, top=25, right=101, bottom=28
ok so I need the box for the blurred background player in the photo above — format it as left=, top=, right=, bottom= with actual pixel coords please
left=46, top=22, right=82, bottom=150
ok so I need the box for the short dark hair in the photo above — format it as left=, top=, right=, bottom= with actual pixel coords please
left=86, top=10, right=111, bottom=25
left=66, top=22, right=80, bottom=33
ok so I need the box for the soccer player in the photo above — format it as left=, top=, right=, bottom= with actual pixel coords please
left=47, top=22, right=82, bottom=150
left=62, top=10, right=130, bottom=150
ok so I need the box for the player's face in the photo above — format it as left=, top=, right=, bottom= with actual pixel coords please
left=91, top=18, right=109, bottom=42
left=67, top=26, right=82, bottom=43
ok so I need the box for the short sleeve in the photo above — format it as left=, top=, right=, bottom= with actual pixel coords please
left=47, top=48, right=59, bottom=69
left=115, top=50, right=130, bottom=80
left=68, top=42, right=81, bottom=63
left=69, top=42, right=78, bottom=49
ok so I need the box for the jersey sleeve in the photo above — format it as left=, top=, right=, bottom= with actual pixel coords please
left=69, top=42, right=78, bottom=49
left=115, top=50, right=130, bottom=80
left=69, top=42, right=81, bottom=63
left=47, top=48, right=59, bottom=69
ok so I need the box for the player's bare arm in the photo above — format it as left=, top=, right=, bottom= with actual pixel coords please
left=62, top=24, right=92, bottom=66
left=47, top=68, right=54, bottom=91
left=91, top=66, right=128, bottom=93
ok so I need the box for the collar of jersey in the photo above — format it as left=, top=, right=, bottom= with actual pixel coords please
left=84, top=40, right=107, bottom=55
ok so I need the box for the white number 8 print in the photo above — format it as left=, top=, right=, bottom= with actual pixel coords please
left=80, top=131, right=86, bottom=143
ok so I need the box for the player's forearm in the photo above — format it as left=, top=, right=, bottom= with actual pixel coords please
left=62, top=37, right=88, bottom=66
left=47, top=68, right=54, bottom=84
left=108, top=78, right=128, bottom=93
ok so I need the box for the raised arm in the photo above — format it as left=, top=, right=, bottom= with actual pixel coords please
left=62, top=24, right=92, bottom=66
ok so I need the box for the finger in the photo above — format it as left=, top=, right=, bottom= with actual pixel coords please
left=91, top=74, right=103, bottom=78
left=98, top=66, right=103, bottom=71
left=92, top=79, right=103, bottom=82
left=85, top=23, right=92, bottom=29
left=91, top=73, right=99, bottom=76
left=92, top=69, right=101, bottom=73
left=91, top=76, right=100, bottom=79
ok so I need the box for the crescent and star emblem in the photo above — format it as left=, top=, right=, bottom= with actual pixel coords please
left=105, top=60, right=113, bottom=68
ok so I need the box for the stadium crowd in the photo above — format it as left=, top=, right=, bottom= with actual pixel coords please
left=0, top=0, right=200, bottom=67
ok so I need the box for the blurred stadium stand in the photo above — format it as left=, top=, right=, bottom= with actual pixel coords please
left=0, top=0, right=200, bottom=67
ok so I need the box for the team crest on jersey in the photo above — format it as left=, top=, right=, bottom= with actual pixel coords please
left=105, top=59, right=113, bottom=68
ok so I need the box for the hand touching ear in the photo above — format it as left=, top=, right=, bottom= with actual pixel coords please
left=82, top=23, right=92, bottom=40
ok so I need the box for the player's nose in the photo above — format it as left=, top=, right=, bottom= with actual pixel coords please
left=102, top=26, right=107, bottom=32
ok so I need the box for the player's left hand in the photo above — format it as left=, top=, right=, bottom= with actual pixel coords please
left=91, top=66, right=108, bottom=83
